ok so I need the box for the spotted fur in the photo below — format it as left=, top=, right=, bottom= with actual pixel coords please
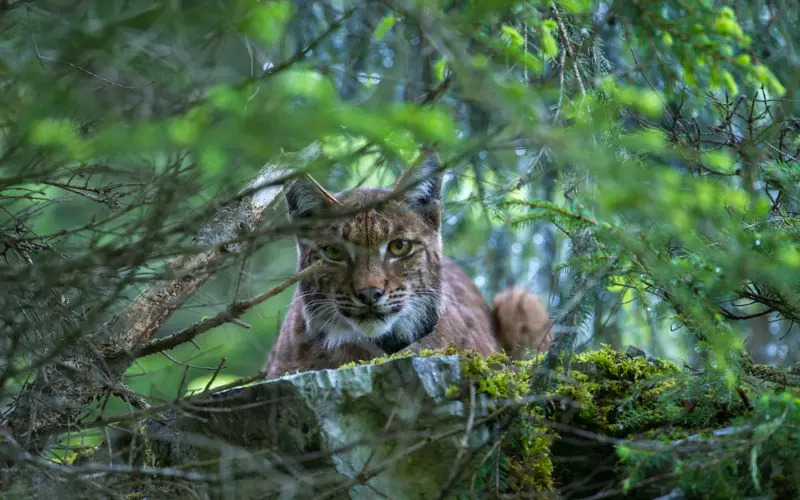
left=265, top=154, right=551, bottom=378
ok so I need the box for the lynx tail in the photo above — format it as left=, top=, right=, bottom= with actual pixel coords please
left=492, top=287, right=552, bottom=360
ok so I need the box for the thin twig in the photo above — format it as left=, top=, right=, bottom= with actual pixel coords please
left=304, top=173, right=343, bottom=206
left=26, top=4, right=152, bottom=90
left=203, top=357, right=228, bottom=393
left=160, top=352, right=222, bottom=371
left=263, top=7, right=358, bottom=78
left=436, top=382, right=478, bottom=499
left=550, top=2, right=586, bottom=96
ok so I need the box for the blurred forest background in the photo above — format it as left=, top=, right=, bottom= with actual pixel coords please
left=1, top=0, right=800, bottom=496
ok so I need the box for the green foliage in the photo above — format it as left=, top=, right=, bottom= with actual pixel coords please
left=3, top=0, right=800, bottom=496
left=618, top=391, right=800, bottom=498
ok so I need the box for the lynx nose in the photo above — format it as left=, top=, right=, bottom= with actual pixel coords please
left=355, top=287, right=384, bottom=305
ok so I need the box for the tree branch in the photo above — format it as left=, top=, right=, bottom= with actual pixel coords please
left=136, top=260, right=323, bottom=359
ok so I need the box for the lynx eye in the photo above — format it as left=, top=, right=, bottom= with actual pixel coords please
left=321, top=245, right=346, bottom=262
left=387, top=239, right=412, bottom=257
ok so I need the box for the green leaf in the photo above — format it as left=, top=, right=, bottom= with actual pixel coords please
left=622, top=129, right=668, bottom=153
left=373, top=14, right=396, bottom=41
left=29, top=118, right=93, bottom=160
left=751, top=64, right=787, bottom=96
left=753, top=64, right=770, bottom=83
left=388, top=104, right=458, bottom=144
left=434, top=58, right=447, bottom=81
left=207, top=84, right=246, bottom=112
left=557, top=0, right=591, bottom=13
left=520, top=52, right=543, bottom=75
left=734, top=54, right=751, bottom=66
left=641, top=90, right=663, bottom=117
left=720, top=70, right=739, bottom=95
left=332, top=107, right=413, bottom=158
left=29, top=118, right=78, bottom=146
left=472, top=54, right=489, bottom=69
left=702, top=150, right=735, bottom=173
left=270, top=68, right=338, bottom=102
left=241, top=0, right=293, bottom=45
left=168, top=118, right=200, bottom=146
left=501, top=25, right=525, bottom=47
left=767, top=76, right=787, bottom=97
left=395, top=104, right=456, bottom=143
left=683, top=65, right=697, bottom=87
left=779, top=246, right=800, bottom=267
left=713, top=13, right=744, bottom=40
left=616, top=88, right=663, bottom=118
left=541, top=32, right=558, bottom=60
left=201, top=147, right=227, bottom=175
left=622, top=478, right=632, bottom=494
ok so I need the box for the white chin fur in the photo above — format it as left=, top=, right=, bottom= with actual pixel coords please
left=351, top=317, right=395, bottom=338
left=313, top=315, right=399, bottom=349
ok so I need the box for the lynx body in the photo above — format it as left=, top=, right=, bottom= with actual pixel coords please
left=265, top=155, right=551, bottom=378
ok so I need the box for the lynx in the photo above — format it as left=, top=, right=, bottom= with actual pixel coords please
left=264, top=153, right=551, bottom=378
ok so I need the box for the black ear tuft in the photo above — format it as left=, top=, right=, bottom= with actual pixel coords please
left=408, top=153, right=443, bottom=207
left=284, top=178, right=328, bottom=218
left=395, top=151, right=444, bottom=226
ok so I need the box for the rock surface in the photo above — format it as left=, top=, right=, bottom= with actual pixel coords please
left=148, top=355, right=496, bottom=499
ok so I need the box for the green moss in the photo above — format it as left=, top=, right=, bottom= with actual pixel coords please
left=505, top=406, right=557, bottom=494
left=337, top=345, right=464, bottom=370
left=445, top=384, right=461, bottom=399
left=554, top=379, right=601, bottom=425
left=741, top=353, right=794, bottom=388
left=453, top=350, right=556, bottom=493
left=574, top=344, right=678, bottom=381
left=141, top=420, right=163, bottom=469
left=61, top=445, right=96, bottom=465
left=545, top=345, right=685, bottom=436
left=459, top=350, right=545, bottom=400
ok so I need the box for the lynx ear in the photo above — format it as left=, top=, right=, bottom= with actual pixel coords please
left=395, top=152, right=444, bottom=225
left=284, top=177, right=331, bottom=218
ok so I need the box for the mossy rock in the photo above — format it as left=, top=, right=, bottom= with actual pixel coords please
left=100, top=346, right=800, bottom=499
left=377, top=344, right=800, bottom=499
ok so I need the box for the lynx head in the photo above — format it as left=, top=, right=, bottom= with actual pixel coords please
left=284, top=153, right=445, bottom=350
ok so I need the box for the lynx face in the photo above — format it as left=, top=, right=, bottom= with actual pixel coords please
left=284, top=157, right=444, bottom=349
